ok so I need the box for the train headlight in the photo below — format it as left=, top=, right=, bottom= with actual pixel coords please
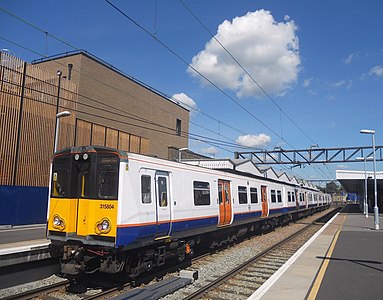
left=95, top=218, right=111, bottom=234
left=53, top=216, right=61, bottom=226
left=52, top=215, right=66, bottom=231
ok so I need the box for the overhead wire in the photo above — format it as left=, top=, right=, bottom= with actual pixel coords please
left=178, top=0, right=318, bottom=147
left=0, top=5, right=330, bottom=179
left=103, top=0, right=297, bottom=150
left=177, top=1, right=332, bottom=180
left=0, top=61, right=255, bottom=153
left=0, top=6, right=263, bottom=153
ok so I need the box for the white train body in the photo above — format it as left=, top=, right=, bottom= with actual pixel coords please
left=47, top=146, right=331, bottom=275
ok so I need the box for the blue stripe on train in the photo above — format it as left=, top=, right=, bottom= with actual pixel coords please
left=116, top=204, right=322, bottom=247
left=233, top=210, right=262, bottom=221
left=269, top=207, right=286, bottom=214
left=116, top=216, right=218, bottom=247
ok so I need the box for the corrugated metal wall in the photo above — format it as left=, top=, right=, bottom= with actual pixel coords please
left=0, top=52, right=77, bottom=186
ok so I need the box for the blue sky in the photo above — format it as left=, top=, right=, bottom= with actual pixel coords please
left=1, top=0, right=383, bottom=181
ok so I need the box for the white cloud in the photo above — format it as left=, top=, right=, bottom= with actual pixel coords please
left=236, top=133, right=271, bottom=148
left=332, top=80, right=352, bottom=89
left=201, top=146, right=218, bottom=156
left=303, top=77, right=313, bottom=87
left=172, top=93, right=197, bottom=113
left=188, top=10, right=301, bottom=98
left=368, top=65, right=383, bottom=77
left=343, top=52, right=359, bottom=65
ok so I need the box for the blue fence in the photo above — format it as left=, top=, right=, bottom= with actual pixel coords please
left=0, top=186, right=48, bottom=226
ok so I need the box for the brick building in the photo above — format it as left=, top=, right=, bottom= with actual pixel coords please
left=0, top=50, right=190, bottom=225
left=33, top=50, right=189, bottom=159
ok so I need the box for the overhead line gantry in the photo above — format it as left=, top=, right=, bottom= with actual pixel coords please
left=234, top=146, right=383, bottom=166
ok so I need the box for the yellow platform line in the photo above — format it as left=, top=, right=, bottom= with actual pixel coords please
left=307, top=214, right=346, bottom=299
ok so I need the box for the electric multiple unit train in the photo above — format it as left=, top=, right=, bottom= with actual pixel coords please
left=47, top=146, right=331, bottom=276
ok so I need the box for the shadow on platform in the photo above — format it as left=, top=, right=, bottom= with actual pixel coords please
left=340, top=204, right=361, bottom=214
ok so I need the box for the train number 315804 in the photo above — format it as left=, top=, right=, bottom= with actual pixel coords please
left=100, top=204, right=114, bottom=209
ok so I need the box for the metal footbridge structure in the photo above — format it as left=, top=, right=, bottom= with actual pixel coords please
left=234, top=145, right=383, bottom=166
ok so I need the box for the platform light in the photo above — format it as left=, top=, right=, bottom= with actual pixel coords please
left=360, top=129, right=376, bottom=135
left=360, top=129, right=379, bottom=230
left=356, top=156, right=373, bottom=218
left=54, top=111, right=71, bottom=153
left=178, top=147, right=188, bottom=162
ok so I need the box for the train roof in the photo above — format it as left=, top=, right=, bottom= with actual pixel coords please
left=54, top=146, right=319, bottom=191
left=182, top=157, right=318, bottom=190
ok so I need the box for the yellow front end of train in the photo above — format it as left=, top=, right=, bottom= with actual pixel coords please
left=48, top=198, right=118, bottom=238
left=47, top=147, right=121, bottom=242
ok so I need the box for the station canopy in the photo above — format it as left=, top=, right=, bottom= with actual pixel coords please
left=336, top=170, right=383, bottom=198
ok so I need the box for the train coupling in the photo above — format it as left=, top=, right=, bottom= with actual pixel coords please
left=61, top=245, right=85, bottom=275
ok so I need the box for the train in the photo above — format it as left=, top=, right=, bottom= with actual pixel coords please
left=46, top=145, right=331, bottom=277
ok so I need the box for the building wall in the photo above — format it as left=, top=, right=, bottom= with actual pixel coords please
left=0, top=52, right=78, bottom=186
left=34, top=52, right=189, bottom=159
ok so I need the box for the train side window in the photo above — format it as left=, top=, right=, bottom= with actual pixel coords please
left=218, top=183, right=223, bottom=204
left=141, top=175, right=151, bottom=204
left=250, top=187, right=258, bottom=203
left=277, top=190, right=282, bottom=203
left=194, top=181, right=211, bottom=206
left=158, top=176, right=168, bottom=207
left=288, top=191, right=291, bottom=202
left=292, top=192, right=296, bottom=202
left=271, top=189, right=276, bottom=203
left=238, top=186, right=248, bottom=204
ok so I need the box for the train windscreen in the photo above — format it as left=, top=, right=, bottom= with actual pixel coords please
left=51, top=151, right=119, bottom=199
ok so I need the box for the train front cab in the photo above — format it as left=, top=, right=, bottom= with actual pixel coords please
left=47, top=147, right=122, bottom=271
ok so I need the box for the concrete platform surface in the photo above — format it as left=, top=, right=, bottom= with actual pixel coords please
left=250, top=204, right=383, bottom=300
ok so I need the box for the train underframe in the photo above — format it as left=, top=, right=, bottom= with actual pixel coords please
left=52, top=205, right=328, bottom=278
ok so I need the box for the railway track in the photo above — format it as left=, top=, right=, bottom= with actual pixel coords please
left=180, top=208, right=339, bottom=300
left=1, top=280, right=70, bottom=300
left=1, top=208, right=339, bottom=300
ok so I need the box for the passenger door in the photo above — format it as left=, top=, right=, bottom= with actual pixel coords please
left=261, top=185, right=269, bottom=217
left=218, top=179, right=232, bottom=226
left=155, top=172, right=171, bottom=239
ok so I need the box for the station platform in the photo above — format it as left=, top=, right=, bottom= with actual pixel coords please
left=0, top=224, right=51, bottom=267
left=251, top=204, right=383, bottom=300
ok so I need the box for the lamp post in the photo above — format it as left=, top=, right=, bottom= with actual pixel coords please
left=356, top=156, right=373, bottom=218
left=178, top=147, right=188, bottom=162
left=54, top=111, right=71, bottom=153
left=360, top=129, right=379, bottom=230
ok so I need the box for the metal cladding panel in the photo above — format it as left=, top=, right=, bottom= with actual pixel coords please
left=0, top=186, right=48, bottom=225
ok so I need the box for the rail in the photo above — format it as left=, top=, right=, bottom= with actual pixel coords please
left=183, top=208, right=340, bottom=299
